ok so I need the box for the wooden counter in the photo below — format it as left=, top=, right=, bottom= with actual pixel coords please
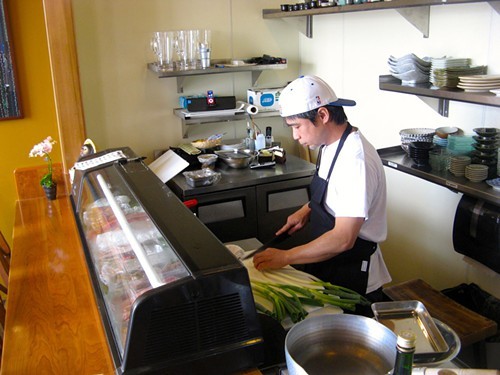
left=2, top=168, right=262, bottom=375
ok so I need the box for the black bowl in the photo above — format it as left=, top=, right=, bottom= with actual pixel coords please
left=473, top=128, right=499, bottom=137
left=409, top=141, right=434, bottom=150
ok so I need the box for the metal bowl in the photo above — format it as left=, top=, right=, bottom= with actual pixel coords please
left=215, top=150, right=255, bottom=169
left=285, top=314, right=397, bottom=375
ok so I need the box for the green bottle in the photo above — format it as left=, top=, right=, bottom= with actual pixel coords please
left=393, top=330, right=416, bottom=375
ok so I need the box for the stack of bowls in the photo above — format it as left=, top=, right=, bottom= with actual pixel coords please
left=465, top=164, right=489, bottom=182
left=388, top=53, right=431, bottom=85
left=472, top=127, right=498, bottom=178
left=409, top=141, right=434, bottom=166
left=449, top=155, right=471, bottom=177
left=400, top=128, right=435, bottom=155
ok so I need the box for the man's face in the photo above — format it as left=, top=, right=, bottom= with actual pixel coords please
left=285, top=116, right=323, bottom=149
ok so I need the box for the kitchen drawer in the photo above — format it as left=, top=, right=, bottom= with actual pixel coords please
left=192, top=187, right=257, bottom=242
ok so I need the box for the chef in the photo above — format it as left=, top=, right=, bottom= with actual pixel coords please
left=253, top=75, right=391, bottom=303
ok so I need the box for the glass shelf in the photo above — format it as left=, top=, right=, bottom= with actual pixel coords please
left=378, top=146, right=499, bottom=206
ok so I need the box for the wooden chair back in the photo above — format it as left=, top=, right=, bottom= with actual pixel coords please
left=0, top=231, right=10, bottom=288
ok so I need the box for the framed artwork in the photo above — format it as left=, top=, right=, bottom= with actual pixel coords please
left=0, top=0, right=22, bottom=120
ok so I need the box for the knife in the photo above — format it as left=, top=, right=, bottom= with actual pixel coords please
left=241, top=232, right=290, bottom=260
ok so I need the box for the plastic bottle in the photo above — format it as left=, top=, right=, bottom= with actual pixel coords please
left=255, top=133, right=266, bottom=151
left=393, top=330, right=416, bottom=375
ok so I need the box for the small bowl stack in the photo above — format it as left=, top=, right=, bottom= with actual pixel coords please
left=449, top=155, right=471, bottom=177
left=400, top=128, right=435, bottom=155
left=472, top=127, right=498, bottom=178
left=465, top=164, right=489, bottom=182
left=408, top=141, right=434, bottom=166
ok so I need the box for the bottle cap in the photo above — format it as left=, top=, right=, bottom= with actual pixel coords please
left=397, top=330, right=416, bottom=350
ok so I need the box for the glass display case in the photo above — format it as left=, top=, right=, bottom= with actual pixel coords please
left=70, top=147, right=264, bottom=375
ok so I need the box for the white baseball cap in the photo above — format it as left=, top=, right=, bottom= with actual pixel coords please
left=279, top=75, right=356, bottom=117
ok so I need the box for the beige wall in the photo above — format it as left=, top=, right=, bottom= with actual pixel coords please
left=72, top=0, right=299, bottom=160
left=71, top=2, right=500, bottom=298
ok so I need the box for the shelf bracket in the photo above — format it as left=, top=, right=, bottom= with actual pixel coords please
left=417, top=96, right=449, bottom=117
left=489, top=1, right=500, bottom=14
left=438, top=98, right=449, bottom=117
left=282, top=15, right=313, bottom=38
left=251, top=71, right=264, bottom=87
left=176, top=77, right=185, bottom=93
left=396, top=6, right=430, bottom=38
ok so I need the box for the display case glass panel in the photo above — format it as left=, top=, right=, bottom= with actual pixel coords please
left=77, top=167, right=190, bottom=354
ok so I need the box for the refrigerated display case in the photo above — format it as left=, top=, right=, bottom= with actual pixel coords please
left=70, top=147, right=264, bottom=375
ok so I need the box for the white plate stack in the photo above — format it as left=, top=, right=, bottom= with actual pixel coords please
left=457, top=75, right=500, bottom=92
left=465, top=164, right=489, bottom=182
left=430, top=57, right=487, bottom=88
left=449, top=155, right=471, bottom=177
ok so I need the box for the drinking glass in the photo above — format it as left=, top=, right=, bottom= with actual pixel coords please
left=174, top=30, right=188, bottom=70
left=186, top=29, right=199, bottom=69
left=150, top=31, right=174, bottom=70
left=198, top=29, right=211, bottom=69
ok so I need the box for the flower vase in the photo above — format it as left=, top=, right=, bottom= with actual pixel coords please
left=43, top=183, right=57, bottom=200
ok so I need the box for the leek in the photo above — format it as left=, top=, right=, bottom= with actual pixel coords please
left=250, top=280, right=370, bottom=323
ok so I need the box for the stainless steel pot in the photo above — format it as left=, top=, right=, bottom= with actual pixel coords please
left=285, top=314, right=397, bottom=375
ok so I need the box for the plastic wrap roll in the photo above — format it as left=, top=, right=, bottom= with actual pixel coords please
left=236, top=100, right=259, bottom=115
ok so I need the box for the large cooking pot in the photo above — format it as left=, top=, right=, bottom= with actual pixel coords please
left=285, top=314, right=397, bottom=375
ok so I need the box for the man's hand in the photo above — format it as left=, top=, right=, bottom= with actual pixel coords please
left=253, top=248, right=289, bottom=270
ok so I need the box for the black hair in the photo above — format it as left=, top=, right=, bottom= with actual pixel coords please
left=286, top=105, right=348, bottom=125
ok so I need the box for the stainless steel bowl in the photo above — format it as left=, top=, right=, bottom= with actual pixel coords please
left=285, top=314, right=397, bottom=375
left=215, top=150, right=254, bottom=169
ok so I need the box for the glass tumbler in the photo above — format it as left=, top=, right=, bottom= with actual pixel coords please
left=150, top=31, right=174, bottom=70
left=198, top=29, right=211, bottom=69
left=174, top=30, right=188, bottom=70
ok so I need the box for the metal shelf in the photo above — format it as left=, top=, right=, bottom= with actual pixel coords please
left=263, top=0, right=500, bottom=38
left=148, top=59, right=287, bottom=93
left=379, top=75, right=500, bottom=116
left=173, top=108, right=280, bottom=138
left=378, top=146, right=499, bottom=206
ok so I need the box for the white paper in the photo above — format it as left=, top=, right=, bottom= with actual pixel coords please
left=148, top=150, right=189, bottom=183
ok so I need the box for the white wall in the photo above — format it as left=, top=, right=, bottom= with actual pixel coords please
left=72, top=1, right=500, bottom=298
left=299, top=3, right=500, bottom=297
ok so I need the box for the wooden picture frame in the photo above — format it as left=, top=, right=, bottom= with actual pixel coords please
left=0, top=0, right=22, bottom=120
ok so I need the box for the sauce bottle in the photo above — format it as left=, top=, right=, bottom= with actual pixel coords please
left=393, top=330, right=416, bottom=375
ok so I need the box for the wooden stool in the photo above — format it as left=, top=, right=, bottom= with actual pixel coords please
left=383, top=279, right=497, bottom=367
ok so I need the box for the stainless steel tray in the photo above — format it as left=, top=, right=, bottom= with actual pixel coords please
left=372, top=300, right=450, bottom=363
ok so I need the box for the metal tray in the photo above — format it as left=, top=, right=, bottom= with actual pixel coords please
left=371, top=300, right=449, bottom=363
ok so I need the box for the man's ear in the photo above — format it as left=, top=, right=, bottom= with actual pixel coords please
left=316, top=107, right=330, bottom=124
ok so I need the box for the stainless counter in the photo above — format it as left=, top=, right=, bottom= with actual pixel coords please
left=168, top=154, right=316, bottom=199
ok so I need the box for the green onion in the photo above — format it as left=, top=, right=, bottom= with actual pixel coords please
left=250, top=280, right=369, bottom=323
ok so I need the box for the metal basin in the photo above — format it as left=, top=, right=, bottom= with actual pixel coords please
left=285, top=314, right=397, bottom=375
left=215, top=150, right=254, bottom=169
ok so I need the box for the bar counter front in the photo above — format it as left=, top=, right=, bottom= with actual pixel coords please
left=2, top=163, right=263, bottom=375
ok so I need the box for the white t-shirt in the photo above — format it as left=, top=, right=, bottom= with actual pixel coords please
left=317, top=129, right=391, bottom=293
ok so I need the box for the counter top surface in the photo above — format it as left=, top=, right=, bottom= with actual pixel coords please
left=2, top=167, right=262, bottom=375
left=168, top=154, right=316, bottom=198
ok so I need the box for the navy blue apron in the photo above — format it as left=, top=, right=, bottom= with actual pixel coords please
left=301, top=124, right=377, bottom=295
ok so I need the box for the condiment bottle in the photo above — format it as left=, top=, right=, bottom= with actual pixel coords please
left=255, top=133, right=266, bottom=151
left=393, top=330, right=416, bottom=375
